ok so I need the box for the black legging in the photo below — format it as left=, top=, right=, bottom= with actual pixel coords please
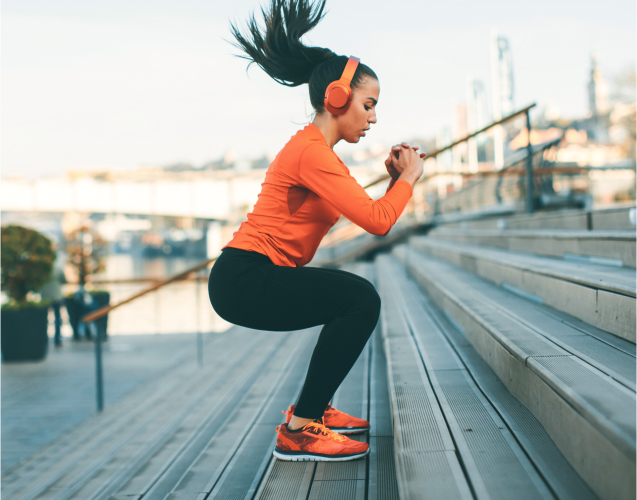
left=208, top=246, right=380, bottom=419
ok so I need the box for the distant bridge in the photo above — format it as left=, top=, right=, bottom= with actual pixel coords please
left=1, top=169, right=383, bottom=220
left=0, top=174, right=265, bottom=219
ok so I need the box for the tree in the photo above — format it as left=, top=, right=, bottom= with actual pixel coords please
left=63, top=223, right=108, bottom=286
left=1, top=225, right=56, bottom=305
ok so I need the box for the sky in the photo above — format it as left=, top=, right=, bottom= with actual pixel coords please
left=2, top=0, right=635, bottom=178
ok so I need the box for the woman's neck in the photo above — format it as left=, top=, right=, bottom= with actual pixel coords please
left=312, top=113, right=340, bottom=150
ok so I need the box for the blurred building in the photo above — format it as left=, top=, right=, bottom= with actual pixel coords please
left=587, top=51, right=611, bottom=143
left=452, top=102, right=469, bottom=167
left=436, top=126, right=454, bottom=173
left=491, top=33, right=515, bottom=119
left=466, top=78, right=490, bottom=172
left=491, top=32, right=515, bottom=170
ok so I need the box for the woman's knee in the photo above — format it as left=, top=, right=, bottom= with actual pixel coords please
left=349, top=284, right=381, bottom=324
left=368, top=287, right=382, bottom=322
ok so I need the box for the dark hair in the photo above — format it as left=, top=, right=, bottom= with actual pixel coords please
left=229, top=0, right=378, bottom=113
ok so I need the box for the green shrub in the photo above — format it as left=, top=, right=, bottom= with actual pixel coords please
left=1, top=225, right=56, bottom=306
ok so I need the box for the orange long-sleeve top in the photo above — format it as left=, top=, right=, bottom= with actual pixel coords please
left=223, top=123, right=413, bottom=267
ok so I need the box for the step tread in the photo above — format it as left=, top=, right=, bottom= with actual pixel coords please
left=381, top=260, right=553, bottom=498
left=410, top=236, right=636, bottom=297
left=426, top=263, right=636, bottom=388
left=431, top=228, right=636, bottom=240
left=201, top=333, right=318, bottom=500
left=409, top=278, right=600, bottom=500
left=399, top=245, right=636, bottom=455
left=376, top=257, right=473, bottom=499
left=376, top=256, right=556, bottom=499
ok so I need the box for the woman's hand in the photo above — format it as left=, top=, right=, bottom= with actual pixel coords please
left=385, top=143, right=426, bottom=185
left=385, top=157, right=400, bottom=181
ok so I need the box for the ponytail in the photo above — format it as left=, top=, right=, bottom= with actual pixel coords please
left=229, top=0, right=378, bottom=113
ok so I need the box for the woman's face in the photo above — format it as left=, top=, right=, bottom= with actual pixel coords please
left=337, top=76, right=379, bottom=143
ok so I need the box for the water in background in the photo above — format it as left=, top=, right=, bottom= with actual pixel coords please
left=58, top=253, right=232, bottom=336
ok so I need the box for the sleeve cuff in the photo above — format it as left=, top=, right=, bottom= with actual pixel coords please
left=393, top=179, right=413, bottom=196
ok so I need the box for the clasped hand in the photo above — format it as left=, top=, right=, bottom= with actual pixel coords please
left=384, top=142, right=426, bottom=181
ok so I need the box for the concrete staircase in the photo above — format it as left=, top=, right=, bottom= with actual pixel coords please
left=367, top=206, right=635, bottom=499
left=4, top=205, right=633, bottom=500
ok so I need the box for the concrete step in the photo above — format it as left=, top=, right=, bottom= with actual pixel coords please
left=438, top=203, right=635, bottom=231
left=375, top=253, right=584, bottom=499
left=375, top=255, right=474, bottom=499
left=393, top=244, right=636, bottom=500
left=378, top=253, right=602, bottom=500
left=139, top=331, right=311, bottom=500
left=408, top=236, right=636, bottom=342
left=427, top=228, right=636, bottom=268
left=438, top=205, right=636, bottom=231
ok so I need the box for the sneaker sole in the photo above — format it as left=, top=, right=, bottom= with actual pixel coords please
left=273, top=447, right=370, bottom=462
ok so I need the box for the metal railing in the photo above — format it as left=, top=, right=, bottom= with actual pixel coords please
left=319, top=102, right=630, bottom=253
left=81, top=257, right=218, bottom=411
left=320, top=103, right=539, bottom=248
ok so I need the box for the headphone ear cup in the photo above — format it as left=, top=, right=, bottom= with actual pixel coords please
left=324, top=82, right=352, bottom=115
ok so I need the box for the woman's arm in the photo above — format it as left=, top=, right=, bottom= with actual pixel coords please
left=299, top=143, right=413, bottom=236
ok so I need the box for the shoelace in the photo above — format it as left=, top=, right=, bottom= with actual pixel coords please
left=275, top=420, right=347, bottom=442
left=303, top=421, right=347, bottom=442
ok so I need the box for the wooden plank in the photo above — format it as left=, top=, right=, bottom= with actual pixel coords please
left=254, top=460, right=315, bottom=500
left=368, top=302, right=400, bottom=500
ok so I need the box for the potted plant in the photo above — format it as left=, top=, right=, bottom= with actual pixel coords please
left=62, top=223, right=110, bottom=340
left=1, top=225, right=57, bottom=361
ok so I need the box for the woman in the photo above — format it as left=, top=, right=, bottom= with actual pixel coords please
left=208, top=0, right=424, bottom=462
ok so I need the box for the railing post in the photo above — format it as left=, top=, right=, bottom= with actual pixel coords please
left=525, top=109, right=534, bottom=214
left=92, top=318, right=104, bottom=412
left=196, top=268, right=203, bottom=367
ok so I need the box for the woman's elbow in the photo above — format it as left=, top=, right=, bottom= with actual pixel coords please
left=367, top=222, right=393, bottom=237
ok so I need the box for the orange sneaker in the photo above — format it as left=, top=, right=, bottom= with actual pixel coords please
left=273, top=419, right=370, bottom=462
left=282, top=404, right=370, bottom=434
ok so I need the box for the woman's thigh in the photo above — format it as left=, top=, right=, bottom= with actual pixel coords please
left=310, top=265, right=376, bottom=292
left=210, top=260, right=379, bottom=333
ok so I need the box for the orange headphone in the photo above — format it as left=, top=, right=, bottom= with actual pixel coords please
left=324, top=56, right=360, bottom=115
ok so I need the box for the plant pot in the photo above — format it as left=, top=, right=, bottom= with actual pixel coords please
left=64, top=291, right=111, bottom=340
left=1, top=303, right=49, bottom=361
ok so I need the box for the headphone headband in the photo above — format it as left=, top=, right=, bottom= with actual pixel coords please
left=340, top=56, right=360, bottom=84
